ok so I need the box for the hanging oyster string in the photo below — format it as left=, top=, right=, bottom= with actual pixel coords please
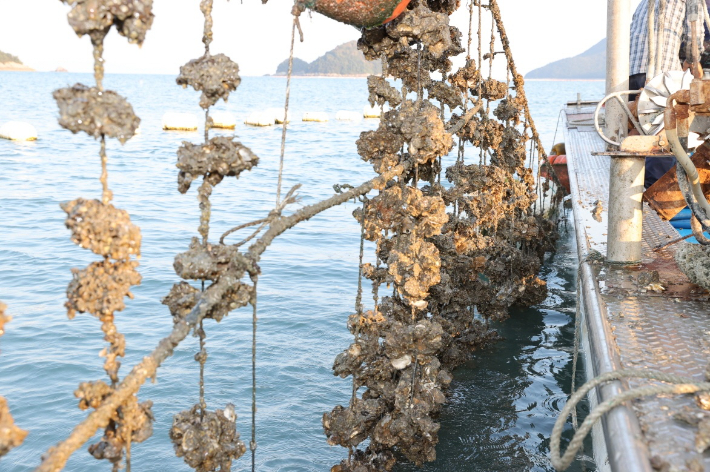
left=168, top=1, right=249, bottom=469
left=323, top=0, right=561, bottom=470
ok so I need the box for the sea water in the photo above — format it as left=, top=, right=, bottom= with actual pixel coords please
left=0, top=73, right=604, bottom=471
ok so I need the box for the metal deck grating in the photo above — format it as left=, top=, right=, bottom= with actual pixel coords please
left=564, top=108, right=710, bottom=471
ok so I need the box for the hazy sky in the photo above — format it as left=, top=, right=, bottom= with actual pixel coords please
left=0, top=0, right=644, bottom=76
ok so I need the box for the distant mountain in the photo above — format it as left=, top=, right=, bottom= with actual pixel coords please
left=274, top=41, right=382, bottom=77
left=525, top=39, right=605, bottom=79
left=0, top=49, right=34, bottom=71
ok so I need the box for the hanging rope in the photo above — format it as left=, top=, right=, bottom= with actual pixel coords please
left=276, top=5, right=303, bottom=205
left=250, top=279, right=258, bottom=472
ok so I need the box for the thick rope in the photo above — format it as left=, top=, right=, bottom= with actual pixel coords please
left=550, top=368, right=710, bottom=471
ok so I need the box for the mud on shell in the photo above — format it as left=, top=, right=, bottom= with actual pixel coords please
left=173, top=238, right=252, bottom=281
left=170, top=403, right=246, bottom=472
left=62, top=0, right=154, bottom=45
left=54, top=84, right=140, bottom=143
left=177, top=53, right=241, bottom=109
left=176, top=137, right=258, bottom=193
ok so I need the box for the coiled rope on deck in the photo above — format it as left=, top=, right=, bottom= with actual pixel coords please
left=550, top=369, right=710, bottom=471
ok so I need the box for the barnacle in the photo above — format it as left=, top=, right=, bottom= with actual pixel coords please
left=177, top=54, right=241, bottom=109
left=65, top=259, right=141, bottom=319
left=62, top=198, right=141, bottom=259
left=170, top=404, right=246, bottom=472
left=53, top=84, right=140, bottom=143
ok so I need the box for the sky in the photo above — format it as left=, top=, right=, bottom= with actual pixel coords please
left=0, top=0, right=644, bottom=76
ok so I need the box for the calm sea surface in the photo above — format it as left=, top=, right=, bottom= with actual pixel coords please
left=0, top=73, right=604, bottom=471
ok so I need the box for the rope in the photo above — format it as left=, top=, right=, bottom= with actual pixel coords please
left=355, top=213, right=366, bottom=315
left=220, top=184, right=301, bottom=245
left=276, top=15, right=298, bottom=205
left=550, top=368, right=710, bottom=471
left=250, top=278, right=258, bottom=472
left=570, top=277, right=581, bottom=430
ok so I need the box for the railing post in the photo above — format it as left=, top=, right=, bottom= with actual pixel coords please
left=606, top=0, right=643, bottom=263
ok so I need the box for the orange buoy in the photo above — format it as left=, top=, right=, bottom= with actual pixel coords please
left=542, top=153, right=570, bottom=194
left=311, top=0, right=411, bottom=28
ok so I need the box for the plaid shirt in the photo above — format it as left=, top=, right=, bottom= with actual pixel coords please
left=629, top=0, right=702, bottom=75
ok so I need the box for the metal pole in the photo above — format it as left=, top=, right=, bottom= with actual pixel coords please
left=605, top=0, right=630, bottom=137
left=607, top=157, right=646, bottom=263
left=606, top=0, right=643, bottom=263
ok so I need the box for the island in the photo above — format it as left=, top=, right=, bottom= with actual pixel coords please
left=273, top=40, right=382, bottom=77
left=0, top=49, right=34, bottom=72
left=525, top=39, right=605, bottom=80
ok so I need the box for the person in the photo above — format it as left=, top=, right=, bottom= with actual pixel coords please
left=628, top=0, right=706, bottom=188
left=629, top=0, right=706, bottom=91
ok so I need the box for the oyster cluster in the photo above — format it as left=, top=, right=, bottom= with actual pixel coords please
left=53, top=84, right=140, bottom=144
left=74, top=381, right=154, bottom=464
left=176, top=137, right=259, bottom=194
left=54, top=1, right=156, bottom=466
left=65, top=259, right=141, bottom=320
left=325, top=0, right=559, bottom=469
left=177, top=54, right=242, bottom=109
left=0, top=303, right=27, bottom=459
left=164, top=239, right=254, bottom=322
left=61, top=0, right=154, bottom=44
left=0, top=397, right=27, bottom=459
left=169, top=404, right=246, bottom=472
left=62, top=198, right=142, bottom=259
left=166, top=2, right=257, bottom=470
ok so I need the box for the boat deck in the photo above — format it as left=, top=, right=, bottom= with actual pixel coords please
left=565, top=104, right=710, bottom=471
